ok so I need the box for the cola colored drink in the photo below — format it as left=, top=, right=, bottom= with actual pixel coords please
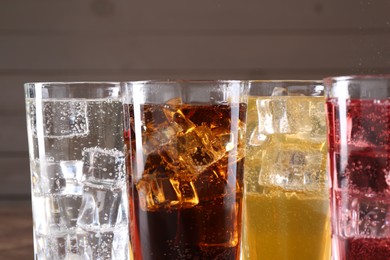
left=327, top=98, right=390, bottom=260
left=124, top=101, right=246, bottom=260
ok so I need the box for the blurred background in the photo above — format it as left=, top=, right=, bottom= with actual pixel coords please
left=0, top=0, right=389, bottom=257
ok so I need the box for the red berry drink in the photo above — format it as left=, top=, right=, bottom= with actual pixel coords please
left=327, top=98, right=390, bottom=260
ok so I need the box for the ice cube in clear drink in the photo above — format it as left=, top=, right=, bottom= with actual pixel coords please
left=60, top=160, right=84, bottom=195
left=110, top=226, right=130, bottom=260
left=32, top=160, right=84, bottom=196
left=78, top=226, right=128, bottom=260
left=115, top=185, right=129, bottom=226
left=77, top=182, right=123, bottom=230
left=33, top=195, right=64, bottom=235
left=33, top=194, right=84, bottom=258
left=57, top=195, right=83, bottom=229
left=78, top=147, right=126, bottom=229
left=35, top=231, right=68, bottom=259
left=35, top=100, right=89, bottom=138
left=82, top=147, right=125, bottom=186
left=32, top=161, right=66, bottom=195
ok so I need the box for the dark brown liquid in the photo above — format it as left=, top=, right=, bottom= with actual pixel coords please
left=124, top=102, right=246, bottom=260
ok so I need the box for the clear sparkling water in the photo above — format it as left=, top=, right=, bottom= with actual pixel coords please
left=26, top=98, right=129, bottom=260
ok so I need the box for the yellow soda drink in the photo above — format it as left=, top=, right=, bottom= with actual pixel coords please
left=243, top=92, right=331, bottom=260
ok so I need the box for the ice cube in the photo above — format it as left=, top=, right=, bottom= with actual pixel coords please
left=194, top=161, right=232, bottom=201
left=170, top=178, right=199, bottom=208
left=79, top=230, right=114, bottom=260
left=163, top=125, right=227, bottom=179
left=35, top=231, right=68, bottom=259
left=348, top=100, right=390, bottom=146
left=258, top=138, right=326, bottom=190
left=60, top=160, right=84, bottom=181
left=60, top=160, right=84, bottom=195
left=78, top=226, right=129, bottom=260
left=256, top=98, right=290, bottom=134
left=77, top=182, right=123, bottom=230
left=115, top=186, right=129, bottom=227
left=32, top=161, right=66, bottom=195
left=143, top=124, right=228, bottom=182
left=345, top=154, right=389, bottom=193
left=248, top=126, right=268, bottom=147
left=309, top=99, right=327, bottom=138
left=39, top=100, right=89, bottom=138
left=137, top=174, right=176, bottom=210
left=32, top=160, right=84, bottom=196
left=110, top=226, right=130, bottom=260
left=33, top=194, right=64, bottom=235
left=163, top=98, right=195, bottom=133
left=33, top=194, right=86, bottom=258
left=35, top=230, right=87, bottom=259
left=143, top=126, right=176, bottom=155
left=82, top=147, right=126, bottom=187
left=341, top=196, right=390, bottom=238
left=256, top=97, right=323, bottom=136
left=136, top=171, right=198, bottom=211
left=57, top=195, right=83, bottom=229
left=271, top=87, right=288, bottom=96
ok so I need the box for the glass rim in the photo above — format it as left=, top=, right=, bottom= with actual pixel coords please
left=121, top=80, right=246, bottom=85
left=24, top=81, right=121, bottom=86
left=324, top=74, right=390, bottom=83
left=249, top=79, right=322, bottom=84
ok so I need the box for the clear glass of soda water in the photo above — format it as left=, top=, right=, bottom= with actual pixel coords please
left=24, top=82, right=130, bottom=260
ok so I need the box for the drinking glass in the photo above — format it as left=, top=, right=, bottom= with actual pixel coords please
left=122, top=80, right=248, bottom=260
left=243, top=80, right=331, bottom=260
left=325, top=75, right=390, bottom=260
left=25, top=82, right=130, bottom=259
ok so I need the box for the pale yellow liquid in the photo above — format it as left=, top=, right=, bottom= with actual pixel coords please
left=243, top=189, right=331, bottom=260
left=243, top=96, right=331, bottom=260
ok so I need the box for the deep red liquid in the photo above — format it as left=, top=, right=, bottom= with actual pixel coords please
left=335, top=237, right=390, bottom=260
left=327, top=99, right=390, bottom=260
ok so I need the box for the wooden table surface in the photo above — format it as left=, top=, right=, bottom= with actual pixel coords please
left=0, top=200, right=34, bottom=259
